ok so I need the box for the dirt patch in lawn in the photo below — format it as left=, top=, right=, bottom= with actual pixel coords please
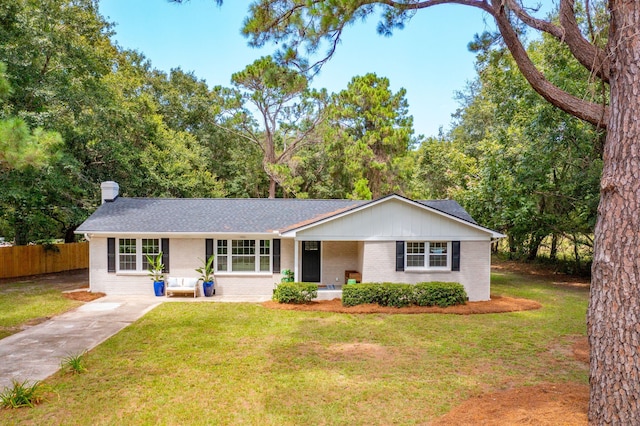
left=262, top=295, right=541, bottom=315
left=430, top=382, right=589, bottom=425
left=63, top=290, right=105, bottom=302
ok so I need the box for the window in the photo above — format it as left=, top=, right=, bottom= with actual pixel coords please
left=232, top=239, right=255, bottom=272
left=260, top=240, right=270, bottom=272
left=119, top=239, right=136, bottom=271
left=429, top=242, right=448, bottom=267
left=216, top=239, right=272, bottom=273
left=216, top=240, right=228, bottom=271
left=142, top=239, right=160, bottom=270
left=406, top=242, right=425, bottom=267
left=405, top=241, right=449, bottom=269
left=117, top=238, right=160, bottom=272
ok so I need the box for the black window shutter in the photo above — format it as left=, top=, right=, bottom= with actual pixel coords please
left=161, top=238, right=170, bottom=273
left=272, top=239, right=281, bottom=273
left=451, top=241, right=461, bottom=271
left=107, top=238, right=116, bottom=273
left=206, top=238, right=214, bottom=264
left=396, top=241, right=405, bottom=271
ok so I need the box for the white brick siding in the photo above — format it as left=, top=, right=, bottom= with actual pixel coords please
left=360, top=241, right=490, bottom=301
left=320, top=241, right=359, bottom=285
left=89, top=237, right=491, bottom=301
left=89, top=237, right=279, bottom=297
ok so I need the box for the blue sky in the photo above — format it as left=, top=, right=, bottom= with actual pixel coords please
left=98, top=1, right=497, bottom=138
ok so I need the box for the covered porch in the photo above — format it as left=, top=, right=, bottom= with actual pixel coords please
left=291, top=240, right=363, bottom=300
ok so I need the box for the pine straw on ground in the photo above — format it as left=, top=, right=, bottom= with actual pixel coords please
left=62, top=290, right=106, bottom=302
left=430, top=382, right=589, bottom=425
left=262, top=295, right=541, bottom=314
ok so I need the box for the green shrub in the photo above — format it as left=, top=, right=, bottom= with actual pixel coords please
left=342, top=283, right=413, bottom=308
left=342, top=281, right=467, bottom=308
left=341, top=283, right=380, bottom=307
left=0, top=380, right=48, bottom=409
left=414, top=282, right=467, bottom=307
left=61, top=351, right=87, bottom=374
left=273, top=282, right=318, bottom=304
left=377, top=283, right=414, bottom=308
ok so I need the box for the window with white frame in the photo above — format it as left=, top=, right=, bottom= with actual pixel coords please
left=118, top=238, right=160, bottom=271
left=405, top=241, right=450, bottom=269
left=119, top=238, right=137, bottom=271
left=215, top=239, right=272, bottom=273
left=259, top=240, right=270, bottom=272
left=216, top=240, right=228, bottom=271
left=142, top=238, right=161, bottom=270
left=232, top=239, right=255, bottom=271
left=406, top=242, right=425, bottom=267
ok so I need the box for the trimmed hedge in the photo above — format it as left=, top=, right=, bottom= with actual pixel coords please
left=273, top=282, right=318, bottom=304
left=342, top=282, right=467, bottom=308
left=413, top=282, right=467, bottom=307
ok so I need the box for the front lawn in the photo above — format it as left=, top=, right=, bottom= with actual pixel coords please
left=0, top=281, right=83, bottom=339
left=1, top=270, right=589, bottom=425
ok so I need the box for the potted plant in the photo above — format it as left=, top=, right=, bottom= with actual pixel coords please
left=281, top=268, right=294, bottom=283
left=146, top=252, right=165, bottom=296
left=196, top=256, right=215, bottom=297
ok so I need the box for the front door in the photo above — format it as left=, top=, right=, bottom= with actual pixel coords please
left=301, top=241, right=321, bottom=282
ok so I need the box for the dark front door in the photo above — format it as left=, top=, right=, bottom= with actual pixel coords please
left=302, top=241, right=321, bottom=282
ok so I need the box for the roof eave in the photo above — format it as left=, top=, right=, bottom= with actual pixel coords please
left=281, top=194, right=503, bottom=238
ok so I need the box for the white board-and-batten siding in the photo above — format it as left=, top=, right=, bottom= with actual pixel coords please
left=294, top=198, right=492, bottom=241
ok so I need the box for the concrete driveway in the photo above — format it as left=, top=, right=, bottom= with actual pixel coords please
left=0, top=296, right=161, bottom=390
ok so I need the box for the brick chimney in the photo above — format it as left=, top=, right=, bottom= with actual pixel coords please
left=101, top=181, right=119, bottom=204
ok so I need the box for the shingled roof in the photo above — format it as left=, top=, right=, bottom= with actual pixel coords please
left=75, top=196, right=477, bottom=234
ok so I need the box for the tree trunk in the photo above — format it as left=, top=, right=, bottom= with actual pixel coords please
left=588, top=2, right=640, bottom=422
left=572, top=234, right=581, bottom=273
left=268, top=176, right=276, bottom=199
left=507, top=234, right=516, bottom=260
left=64, top=225, right=78, bottom=243
left=526, top=234, right=544, bottom=261
left=550, top=233, right=558, bottom=261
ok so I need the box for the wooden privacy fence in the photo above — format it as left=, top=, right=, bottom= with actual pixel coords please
left=0, top=242, right=89, bottom=279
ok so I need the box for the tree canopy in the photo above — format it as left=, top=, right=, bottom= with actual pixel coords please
left=237, top=0, right=638, bottom=423
left=3, top=1, right=638, bottom=420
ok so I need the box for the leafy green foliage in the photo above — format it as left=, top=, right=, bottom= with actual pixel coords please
left=228, top=56, right=324, bottom=198
left=280, top=269, right=294, bottom=283
left=0, top=3, right=228, bottom=244
left=342, top=282, right=467, bottom=308
left=61, top=352, right=88, bottom=375
left=272, top=282, right=318, bottom=304
left=195, top=256, right=215, bottom=282
left=0, top=380, right=47, bottom=409
left=146, top=252, right=164, bottom=282
left=413, top=282, right=468, bottom=307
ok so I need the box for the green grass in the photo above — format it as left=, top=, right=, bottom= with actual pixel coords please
left=0, top=270, right=589, bottom=425
left=0, top=380, right=49, bottom=409
left=0, top=282, right=83, bottom=339
left=61, top=352, right=88, bottom=375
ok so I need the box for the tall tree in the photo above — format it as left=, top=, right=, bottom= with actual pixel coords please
left=0, top=1, right=228, bottom=242
left=446, top=36, right=602, bottom=263
left=236, top=0, right=637, bottom=422
left=326, top=73, right=414, bottom=199
left=229, top=56, right=325, bottom=198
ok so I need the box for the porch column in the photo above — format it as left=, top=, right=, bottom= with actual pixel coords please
left=293, top=238, right=299, bottom=282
